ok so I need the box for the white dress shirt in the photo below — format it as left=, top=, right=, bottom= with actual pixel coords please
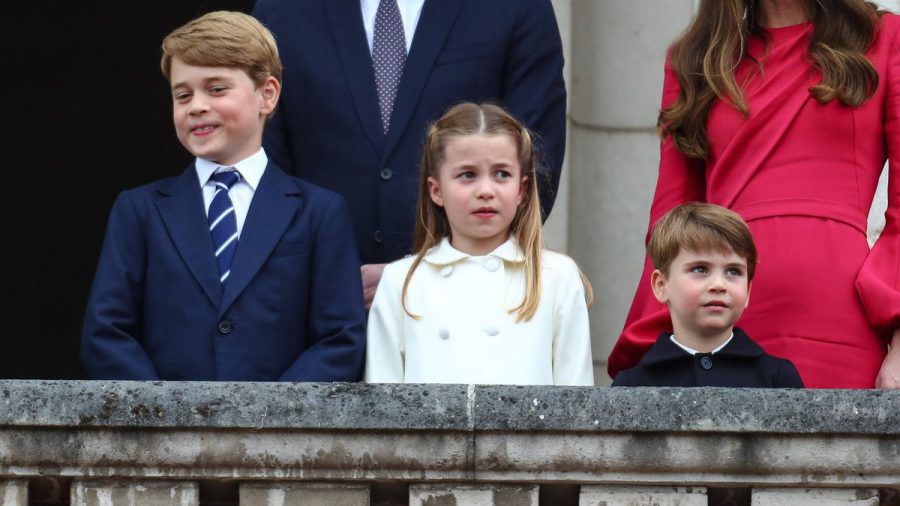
left=195, top=148, right=268, bottom=238
left=365, top=236, right=594, bottom=385
left=361, top=0, right=426, bottom=53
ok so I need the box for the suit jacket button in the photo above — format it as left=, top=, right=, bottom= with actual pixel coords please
left=218, top=320, right=233, bottom=335
left=374, top=230, right=383, bottom=243
left=699, top=355, right=713, bottom=370
left=380, top=168, right=393, bottom=181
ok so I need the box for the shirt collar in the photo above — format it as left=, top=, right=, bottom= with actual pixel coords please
left=642, top=328, right=764, bottom=366
left=669, top=332, right=734, bottom=355
left=194, top=148, right=268, bottom=191
left=422, top=236, right=525, bottom=265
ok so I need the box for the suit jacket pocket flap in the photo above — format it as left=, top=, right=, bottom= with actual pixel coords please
left=271, top=240, right=309, bottom=257
left=435, top=40, right=504, bottom=66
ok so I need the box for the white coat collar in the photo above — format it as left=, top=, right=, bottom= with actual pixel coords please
left=422, top=236, right=525, bottom=265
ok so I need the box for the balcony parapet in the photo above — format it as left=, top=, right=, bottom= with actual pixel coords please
left=1, top=381, right=898, bottom=505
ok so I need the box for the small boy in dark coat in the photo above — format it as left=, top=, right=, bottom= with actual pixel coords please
left=613, top=203, right=803, bottom=388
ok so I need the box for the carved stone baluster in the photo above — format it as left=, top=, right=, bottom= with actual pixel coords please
left=71, top=480, right=199, bottom=506
left=239, top=482, right=370, bottom=506
left=410, top=483, right=538, bottom=506
left=580, top=485, right=707, bottom=505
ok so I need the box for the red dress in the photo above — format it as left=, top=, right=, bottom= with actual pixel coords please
left=608, top=15, right=900, bottom=388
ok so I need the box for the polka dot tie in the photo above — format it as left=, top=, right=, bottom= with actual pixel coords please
left=373, top=0, right=407, bottom=134
left=208, top=169, right=241, bottom=285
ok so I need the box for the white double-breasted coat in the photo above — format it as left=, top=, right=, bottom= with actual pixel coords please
left=365, top=237, right=593, bottom=385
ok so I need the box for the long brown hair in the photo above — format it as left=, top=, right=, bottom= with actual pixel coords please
left=661, top=0, right=881, bottom=159
left=402, top=102, right=592, bottom=322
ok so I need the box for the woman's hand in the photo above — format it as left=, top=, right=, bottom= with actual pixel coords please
left=875, top=328, right=900, bottom=389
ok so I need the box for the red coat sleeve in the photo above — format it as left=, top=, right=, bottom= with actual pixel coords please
left=856, top=20, right=900, bottom=339
left=606, top=58, right=707, bottom=379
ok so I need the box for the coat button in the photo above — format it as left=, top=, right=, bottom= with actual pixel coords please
left=380, top=168, right=393, bottom=180
left=699, top=355, right=713, bottom=370
left=484, top=257, right=501, bottom=272
left=440, top=265, right=453, bottom=277
left=374, top=230, right=383, bottom=243
left=438, top=327, right=450, bottom=340
left=484, top=324, right=500, bottom=336
left=218, top=320, right=233, bottom=335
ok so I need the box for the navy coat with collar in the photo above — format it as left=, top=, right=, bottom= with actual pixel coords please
left=252, top=0, right=567, bottom=264
left=81, top=163, right=367, bottom=381
left=611, top=328, right=804, bottom=388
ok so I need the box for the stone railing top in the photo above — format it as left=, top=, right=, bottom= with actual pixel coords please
left=1, top=380, right=897, bottom=434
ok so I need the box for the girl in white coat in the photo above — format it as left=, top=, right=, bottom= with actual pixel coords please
left=365, top=103, right=594, bottom=385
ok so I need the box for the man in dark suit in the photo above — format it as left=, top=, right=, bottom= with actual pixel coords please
left=252, top=0, right=567, bottom=272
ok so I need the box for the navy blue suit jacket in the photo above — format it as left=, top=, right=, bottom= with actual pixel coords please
left=253, top=0, right=567, bottom=263
left=81, top=162, right=367, bottom=381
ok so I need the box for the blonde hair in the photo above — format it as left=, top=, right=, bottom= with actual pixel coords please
left=649, top=202, right=758, bottom=281
left=160, top=11, right=282, bottom=87
left=402, top=102, right=592, bottom=322
left=661, top=0, right=881, bottom=159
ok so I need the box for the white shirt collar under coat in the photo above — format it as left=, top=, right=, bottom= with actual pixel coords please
left=422, top=236, right=525, bottom=266
left=670, top=332, right=734, bottom=355
left=194, top=148, right=267, bottom=190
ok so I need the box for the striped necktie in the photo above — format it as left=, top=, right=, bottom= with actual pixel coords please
left=373, top=0, right=407, bottom=133
left=208, top=169, right=241, bottom=285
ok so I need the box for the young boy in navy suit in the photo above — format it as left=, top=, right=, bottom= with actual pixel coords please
left=613, top=203, right=803, bottom=388
left=81, top=11, right=366, bottom=381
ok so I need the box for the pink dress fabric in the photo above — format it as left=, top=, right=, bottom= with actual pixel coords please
left=609, top=15, right=900, bottom=388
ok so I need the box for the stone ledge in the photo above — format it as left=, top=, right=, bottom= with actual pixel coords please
left=1, top=381, right=898, bottom=434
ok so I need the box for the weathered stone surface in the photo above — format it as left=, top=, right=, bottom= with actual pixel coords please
left=471, top=386, right=900, bottom=434
left=580, top=485, right=706, bottom=505
left=752, top=487, right=880, bottom=505
left=410, top=483, right=538, bottom=506
left=71, top=480, right=198, bottom=506
left=473, top=432, right=899, bottom=486
left=0, top=429, right=472, bottom=481
left=1, top=382, right=898, bottom=487
left=0, top=381, right=468, bottom=430
left=0, top=480, right=27, bottom=506
left=2, top=381, right=898, bottom=434
left=239, top=482, right=369, bottom=506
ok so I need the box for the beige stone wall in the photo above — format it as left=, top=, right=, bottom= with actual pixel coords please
left=552, top=0, right=894, bottom=384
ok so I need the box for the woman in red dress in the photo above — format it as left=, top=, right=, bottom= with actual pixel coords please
left=608, top=0, right=900, bottom=388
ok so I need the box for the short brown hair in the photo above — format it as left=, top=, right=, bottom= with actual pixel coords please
left=160, top=11, right=282, bottom=87
left=648, top=202, right=757, bottom=280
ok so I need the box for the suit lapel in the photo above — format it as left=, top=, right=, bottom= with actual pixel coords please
left=219, top=164, right=301, bottom=316
left=156, top=165, right=222, bottom=307
left=326, top=0, right=385, bottom=155
left=382, top=0, right=465, bottom=161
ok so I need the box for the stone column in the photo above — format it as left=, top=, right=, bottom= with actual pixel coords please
left=71, top=481, right=198, bottom=506
left=1, top=480, right=28, bottom=506
left=239, top=482, right=370, bottom=506
left=752, top=488, right=880, bottom=505
left=568, top=0, right=695, bottom=384
left=580, top=485, right=707, bottom=505
left=543, top=0, right=572, bottom=252
left=410, top=483, right=538, bottom=506
left=869, top=0, right=897, bottom=245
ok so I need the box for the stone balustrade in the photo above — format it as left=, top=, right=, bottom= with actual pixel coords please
left=1, top=381, right=898, bottom=505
